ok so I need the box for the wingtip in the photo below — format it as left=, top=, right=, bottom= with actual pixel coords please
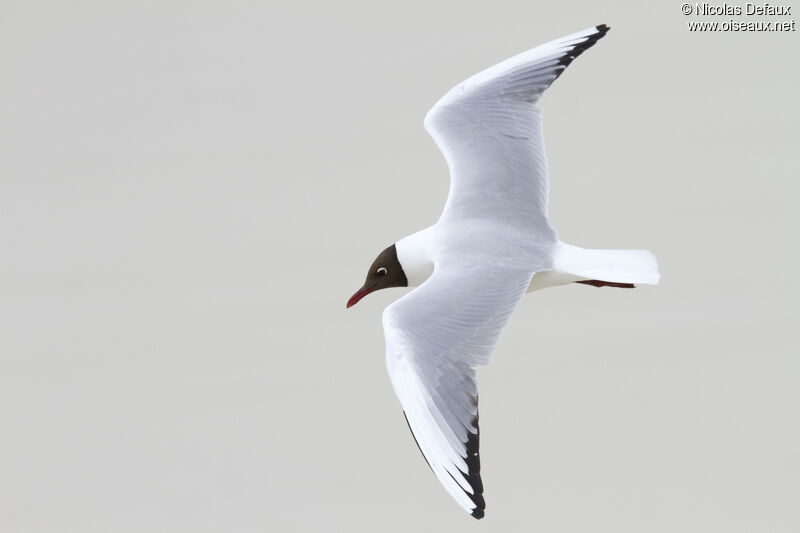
left=403, top=407, right=486, bottom=520
left=551, top=23, right=611, bottom=81
left=463, top=414, right=485, bottom=517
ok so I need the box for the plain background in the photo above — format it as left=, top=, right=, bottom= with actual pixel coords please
left=1, top=1, right=798, bottom=531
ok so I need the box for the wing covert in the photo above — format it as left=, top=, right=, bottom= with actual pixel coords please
left=424, top=25, right=609, bottom=237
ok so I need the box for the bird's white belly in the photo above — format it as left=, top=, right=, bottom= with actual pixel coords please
left=397, top=223, right=558, bottom=287
left=526, top=270, right=583, bottom=292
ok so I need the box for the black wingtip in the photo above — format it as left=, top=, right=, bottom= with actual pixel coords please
left=403, top=411, right=486, bottom=519
left=464, top=413, right=485, bottom=518
left=553, top=23, right=611, bottom=80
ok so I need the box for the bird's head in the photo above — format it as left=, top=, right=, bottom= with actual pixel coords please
left=347, top=244, right=408, bottom=308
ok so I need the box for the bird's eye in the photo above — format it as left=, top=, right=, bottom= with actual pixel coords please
left=377, top=267, right=387, bottom=275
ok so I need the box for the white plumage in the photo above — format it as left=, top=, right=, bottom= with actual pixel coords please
left=367, top=25, right=660, bottom=518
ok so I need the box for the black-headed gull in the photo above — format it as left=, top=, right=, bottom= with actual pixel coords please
left=347, top=24, right=659, bottom=519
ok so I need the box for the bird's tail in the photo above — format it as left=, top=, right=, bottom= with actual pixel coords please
left=553, top=242, right=661, bottom=286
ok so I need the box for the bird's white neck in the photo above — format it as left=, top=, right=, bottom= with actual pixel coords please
left=396, top=227, right=436, bottom=287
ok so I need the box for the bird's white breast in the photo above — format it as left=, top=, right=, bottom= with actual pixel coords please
left=395, top=227, right=436, bottom=287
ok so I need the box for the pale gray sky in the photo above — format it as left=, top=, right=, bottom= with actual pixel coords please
left=1, top=1, right=798, bottom=532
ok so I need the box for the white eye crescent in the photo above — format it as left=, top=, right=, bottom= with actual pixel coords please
left=377, top=267, right=387, bottom=275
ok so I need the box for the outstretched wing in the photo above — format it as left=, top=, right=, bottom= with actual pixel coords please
left=383, top=263, right=534, bottom=518
left=425, top=25, right=609, bottom=237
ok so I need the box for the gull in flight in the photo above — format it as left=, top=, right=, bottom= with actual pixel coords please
left=347, top=24, right=659, bottom=518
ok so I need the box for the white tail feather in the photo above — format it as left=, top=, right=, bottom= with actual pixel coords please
left=554, top=242, right=661, bottom=285
left=527, top=242, right=660, bottom=292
